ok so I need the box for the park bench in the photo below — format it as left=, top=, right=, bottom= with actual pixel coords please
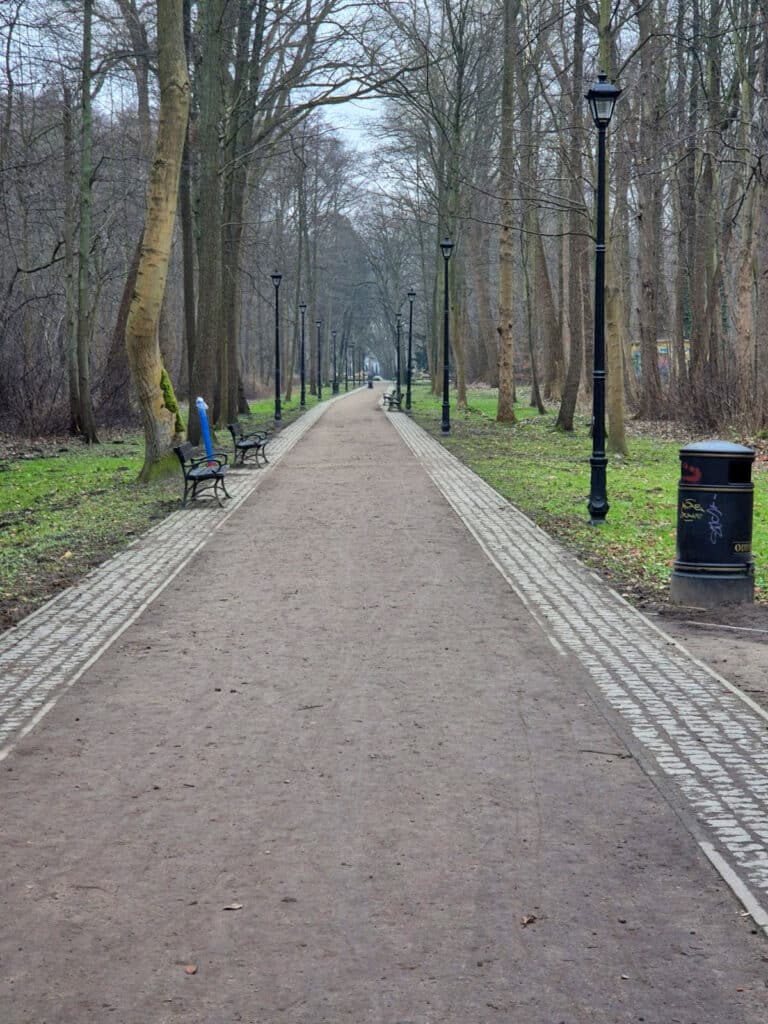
left=382, top=388, right=402, bottom=411
left=227, top=421, right=271, bottom=467
left=173, top=444, right=231, bottom=507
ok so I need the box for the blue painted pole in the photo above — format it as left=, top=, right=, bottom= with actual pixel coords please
left=196, top=397, right=214, bottom=463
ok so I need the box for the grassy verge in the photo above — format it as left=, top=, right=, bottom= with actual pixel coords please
left=0, top=392, right=333, bottom=628
left=243, top=390, right=325, bottom=430
left=407, top=384, right=767, bottom=604
left=0, top=437, right=179, bottom=627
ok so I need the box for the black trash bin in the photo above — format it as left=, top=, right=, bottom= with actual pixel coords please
left=670, top=440, right=755, bottom=606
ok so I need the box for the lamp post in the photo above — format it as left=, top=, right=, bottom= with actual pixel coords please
left=344, top=338, right=349, bottom=392
left=332, top=330, right=339, bottom=394
left=316, top=319, right=322, bottom=401
left=440, top=238, right=454, bottom=433
left=585, top=72, right=621, bottom=524
left=299, top=302, right=307, bottom=407
left=395, top=312, right=402, bottom=399
left=271, top=272, right=282, bottom=421
left=406, top=288, right=415, bottom=410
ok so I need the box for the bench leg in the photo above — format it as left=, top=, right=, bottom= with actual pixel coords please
left=211, top=476, right=231, bottom=507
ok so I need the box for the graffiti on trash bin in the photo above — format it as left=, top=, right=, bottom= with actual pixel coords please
left=680, top=498, right=705, bottom=522
left=706, top=494, right=724, bottom=544
left=681, top=461, right=702, bottom=484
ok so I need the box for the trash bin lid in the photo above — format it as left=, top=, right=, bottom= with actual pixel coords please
left=679, top=440, right=755, bottom=458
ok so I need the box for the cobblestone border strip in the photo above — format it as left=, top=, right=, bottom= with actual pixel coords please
left=0, top=398, right=340, bottom=758
left=389, top=412, right=768, bottom=936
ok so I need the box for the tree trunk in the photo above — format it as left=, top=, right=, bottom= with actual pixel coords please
left=555, top=0, right=585, bottom=432
left=180, top=0, right=196, bottom=403
left=125, top=0, right=190, bottom=481
left=62, top=83, right=80, bottom=432
left=469, top=216, right=497, bottom=385
left=634, top=0, right=664, bottom=418
left=76, top=0, right=98, bottom=442
left=605, top=238, right=628, bottom=453
left=189, top=0, right=225, bottom=443
left=102, top=237, right=141, bottom=421
left=535, top=222, right=562, bottom=401
left=496, top=0, right=518, bottom=422
left=453, top=263, right=468, bottom=408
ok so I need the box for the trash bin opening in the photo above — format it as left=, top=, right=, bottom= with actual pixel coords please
left=728, top=461, right=751, bottom=484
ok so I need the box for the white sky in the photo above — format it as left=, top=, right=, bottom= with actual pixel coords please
left=330, top=96, right=383, bottom=152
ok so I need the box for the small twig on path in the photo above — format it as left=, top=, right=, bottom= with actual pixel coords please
left=579, top=748, right=632, bottom=759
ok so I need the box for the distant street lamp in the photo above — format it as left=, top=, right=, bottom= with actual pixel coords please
left=406, top=288, right=415, bottom=410
left=316, top=319, right=322, bottom=401
left=344, top=338, right=349, bottom=392
left=396, top=312, right=402, bottom=399
left=585, top=72, right=621, bottom=524
left=299, top=302, right=307, bottom=407
left=440, top=238, right=454, bottom=433
left=332, top=330, right=339, bottom=394
left=271, top=272, right=282, bottom=421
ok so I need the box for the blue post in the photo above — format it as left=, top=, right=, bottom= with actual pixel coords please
left=196, top=397, right=214, bottom=463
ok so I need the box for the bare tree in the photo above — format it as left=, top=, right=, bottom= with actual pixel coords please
left=125, top=0, right=189, bottom=479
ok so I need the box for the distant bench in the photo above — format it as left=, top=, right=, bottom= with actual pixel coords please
left=227, top=422, right=271, bottom=467
left=382, top=388, right=402, bottom=412
left=173, top=444, right=231, bottom=507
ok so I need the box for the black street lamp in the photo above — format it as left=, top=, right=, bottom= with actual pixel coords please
left=299, top=301, right=307, bottom=407
left=440, top=238, right=454, bottom=433
left=271, top=272, right=282, bottom=421
left=332, top=330, right=339, bottom=394
left=315, top=319, right=322, bottom=401
left=585, top=72, right=621, bottom=524
left=395, top=313, right=402, bottom=399
left=344, top=338, right=349, bottom=392
left=406, top=288, right=415, bottom=410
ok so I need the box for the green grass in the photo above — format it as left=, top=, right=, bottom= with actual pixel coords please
left=0, top=437, right=179, bottom=625
left=244, top=390, right=326, bottom=430
left=408, top=385, right=768, bottom=604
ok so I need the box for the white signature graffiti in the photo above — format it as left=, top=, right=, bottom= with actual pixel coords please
left=707, top=494, right=723, bottom=545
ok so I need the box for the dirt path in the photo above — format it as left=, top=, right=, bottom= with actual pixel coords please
left=1, top=388, right=766, bottom=1023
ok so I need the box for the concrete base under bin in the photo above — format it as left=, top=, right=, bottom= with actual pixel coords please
left=670, top=570, right=754, bottom=607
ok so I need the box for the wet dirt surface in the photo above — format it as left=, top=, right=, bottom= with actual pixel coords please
left=643, top=600, right=768, bottom=712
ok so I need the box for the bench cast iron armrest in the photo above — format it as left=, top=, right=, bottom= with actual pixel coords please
left=189, top=451, right=229, bottom=468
